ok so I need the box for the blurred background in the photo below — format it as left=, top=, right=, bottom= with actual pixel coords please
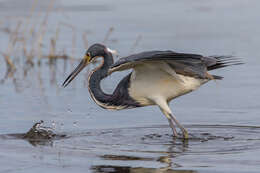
left=0, top=0, right=260, bottom=172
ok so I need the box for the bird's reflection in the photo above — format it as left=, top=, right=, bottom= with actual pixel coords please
left=92, top=139, right=195, bottom=173
left=91, top=165, right=196, bottom=173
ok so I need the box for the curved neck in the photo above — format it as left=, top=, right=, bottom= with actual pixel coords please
left=88, top=52, right=114, bottom=107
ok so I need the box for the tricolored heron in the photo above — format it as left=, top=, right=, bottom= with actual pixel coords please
left=63, top=43, right=241, bottom=139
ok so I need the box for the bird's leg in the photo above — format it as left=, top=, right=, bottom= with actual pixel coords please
left=167, top=118, right=178, bottom=137
left=168, top=113, right=189, bottom=139
left=156, top=98, right=180, bottom=138
left=160, top=109, right=178, bottom=137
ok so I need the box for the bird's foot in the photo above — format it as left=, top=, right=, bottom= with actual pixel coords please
left=181, top=129, right=189, bottom=140
left=170, top=128, right=189, bottom=139
left=172, top=133, right=179, bottom=139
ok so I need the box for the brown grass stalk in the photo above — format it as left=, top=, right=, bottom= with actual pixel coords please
left=36, top=0, right=55, bottom=58
left=129, top=35, right=142, bottom=53
left=2, top=20, right=22, bottom=73
left=1, top=52, right=16, bottom=72
left=60, top=22, right=77, bottom=57
left=82, top=31, right=88, bottom=49
left=103, top=27, right=114, bottom=44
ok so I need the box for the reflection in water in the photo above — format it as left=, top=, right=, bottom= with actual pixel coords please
left=91, top=165, right=196, bottom=173
left=89, top=123, right=260, bottom=173
left=101, top=154, right=154, bottom=161
left=96, top=139, right=189, bottom=172
left=1, top=124, right=260, bottom=172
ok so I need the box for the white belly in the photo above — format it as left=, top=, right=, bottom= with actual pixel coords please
left=128, top=63, right=208, bottom=105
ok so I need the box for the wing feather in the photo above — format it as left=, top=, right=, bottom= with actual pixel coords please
left=158, top=62, right=184, bottom=82
left=108, top=50, right=241, bottom=79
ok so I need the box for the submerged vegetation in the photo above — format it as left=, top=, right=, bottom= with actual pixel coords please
left=0, top=0, right=84, bottom=91
left=0, top=0, right=142, bottom=93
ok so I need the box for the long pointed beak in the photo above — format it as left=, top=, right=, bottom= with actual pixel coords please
left=62, top=57, right=89, bottom=87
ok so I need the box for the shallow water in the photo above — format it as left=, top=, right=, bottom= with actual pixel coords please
left=0, top=0, right=260, bottom=172
left=2, top=124, right=260, bottom=173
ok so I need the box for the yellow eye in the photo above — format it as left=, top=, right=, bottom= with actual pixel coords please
left=85, top=53, right=91, bottom=62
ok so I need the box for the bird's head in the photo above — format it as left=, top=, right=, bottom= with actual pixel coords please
left=62, top=43, right=117, bottom=87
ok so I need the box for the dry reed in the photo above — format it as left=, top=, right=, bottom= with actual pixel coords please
left=0, top=0, right=141, bottom=91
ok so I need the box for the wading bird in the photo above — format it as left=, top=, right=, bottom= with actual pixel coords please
left=63, top=43, right=241, bottom=139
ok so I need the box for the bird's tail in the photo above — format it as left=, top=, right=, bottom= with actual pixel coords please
left=207, top=56, right=243, bottom=80
left=207, top=56, right=243, bottom=71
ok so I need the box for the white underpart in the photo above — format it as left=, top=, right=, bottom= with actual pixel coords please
left=106, top=47, right=118, bottom=56
left=128, top=62, right=208, bottom=112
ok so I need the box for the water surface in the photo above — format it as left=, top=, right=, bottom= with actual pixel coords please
left=0, top=0, right=260, bottom=172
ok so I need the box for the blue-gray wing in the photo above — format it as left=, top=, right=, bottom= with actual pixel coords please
left=109, top=50, right=240, bottom=79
